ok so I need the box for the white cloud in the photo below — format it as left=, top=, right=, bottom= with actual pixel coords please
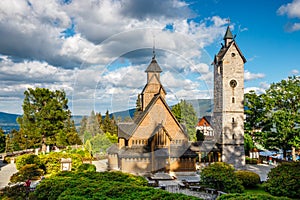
left=278, top=0, right=300, bottom=32
left=291, top=69, right=299, bottom=75
left=278, top=0, right=300, bottom=18
left=244, top=70, right=265, bottom=81
left=0, top=0, right=234, bottom=115
left=288, top=22, right=300, bottom=32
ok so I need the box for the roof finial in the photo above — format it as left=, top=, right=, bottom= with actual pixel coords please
left=152, top=32, right=156, bottom=60
left=226, top=18, right=231, bottom=26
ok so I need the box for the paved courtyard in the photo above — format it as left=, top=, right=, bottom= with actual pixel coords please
left=0, top=161, right=18, bottom=189
left=245, top=163, right=275, bottom=182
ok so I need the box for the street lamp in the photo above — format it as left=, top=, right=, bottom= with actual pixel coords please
left=24, top=135, right=28, bottom=150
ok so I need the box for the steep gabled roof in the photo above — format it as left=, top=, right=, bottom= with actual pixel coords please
left=196, top=116, right=212, bottom=127
left=145, top=58, right=162, bottom=72
left=118, top=122, right=137, bottom=139
left=223, top=26, right=233, bottom=40
left=117, top=94, right=188, bottom=140
left=214, top=41, right=246, bottom=64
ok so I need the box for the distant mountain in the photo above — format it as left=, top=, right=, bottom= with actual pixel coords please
left=186, top=99, right=213, bottom=119
left=0, top=112, right=20, bottom=133
left=0, top=99, right=213, bottom=133
left=110, top=108, right=136, bottom=120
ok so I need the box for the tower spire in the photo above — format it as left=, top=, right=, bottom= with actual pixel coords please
left=152, top=33, right=156, bottom=60
left=223, top=19, right=233, bottom=47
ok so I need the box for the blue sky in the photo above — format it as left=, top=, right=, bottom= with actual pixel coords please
left=0, top=0, right=299, bottom=115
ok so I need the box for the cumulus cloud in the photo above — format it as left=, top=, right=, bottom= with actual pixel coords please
left=277, top=0, right=300, bottom=32
left=0, top=0, right=235, bottom=114
left=291, top=69, right=299, bottom=75
left=244, top=70, right=265, bottom=81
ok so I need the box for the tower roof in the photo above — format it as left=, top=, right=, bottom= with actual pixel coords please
left=145, top=58, right=162, bottom=73
left=223, top=26, right=233, bottom=40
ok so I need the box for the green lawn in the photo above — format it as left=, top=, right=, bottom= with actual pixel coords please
left=244, top=184, right=270, bottom=195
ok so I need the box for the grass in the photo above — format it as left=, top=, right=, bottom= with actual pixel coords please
left=244, top=184, right=271, bottom=195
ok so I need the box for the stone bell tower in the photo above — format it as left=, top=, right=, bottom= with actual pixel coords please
left=213, top=26, right=246, bottom=169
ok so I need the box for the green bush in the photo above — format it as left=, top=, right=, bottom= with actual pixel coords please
left=245, top=157, right=259, bottom=164
left=0, top=184, right=28, bottom=200
left=235, top=170, right=260, bottom=188
left=39, top=152, right=83, bottom=175
left=200, top=162, right=244, bottom=193
left=16, top=154, right=44, bottom=170
left=264, top=162, right=300, bottom=199
left=10, top=164, right=44, bottom=183
left=3, top=156, right=12, bottom=164
left=76, top=163, right=96, bottom=172
left=217, top=193, right=290, bottom=200
left=32, top=171, right=198, bottom=200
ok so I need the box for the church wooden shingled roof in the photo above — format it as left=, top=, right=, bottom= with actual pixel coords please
left=117, top=93, right=189, bottom=140
left=145, top=58, right=162, bottom=72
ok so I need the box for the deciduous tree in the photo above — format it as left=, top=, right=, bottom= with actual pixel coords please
left=257, top=76, right=300, bottom=159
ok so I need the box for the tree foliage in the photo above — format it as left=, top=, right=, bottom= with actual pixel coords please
left=30, top=171, right=199, bottom=200
left=171, top=100, right=198, bottom=141
left=245, top=76, right=300, bottom=159
left=200, top=162, right=244, bottom=193
left=244, top=133, right=255, bottom=156
left=264, top=162, right=300, bottom=199
left=79, top=110, right=118, bottom=155
left=17, top=88, right=81, bottom=148
left=0, top=128, right=5, bottom=153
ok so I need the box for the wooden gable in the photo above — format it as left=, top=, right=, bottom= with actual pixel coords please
left=131, top=95, right=188, bottom=142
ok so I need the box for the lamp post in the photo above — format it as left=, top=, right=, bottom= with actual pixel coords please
left=24, top=135, right=28, bottom=150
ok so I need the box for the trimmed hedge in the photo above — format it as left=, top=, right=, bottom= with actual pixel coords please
left=217, top=193, right=290, bottom=200
left=15, top=154, right=44, bottom=170
left=30, top=171, right=200, bottom=200
left=39, top=152, right=83, bottom=175
left=264, top=162, right=300, bottom=199
left=10, top=164, right=44, bottom=183
left=200, top=162, right=244, bottom=193
left=0, top=184, right=28, bottom=200
left=235, top=170, right=260, bottom=188
left=245, top=157, right=259, bottom=164
left=76, top=163, right=96, bottom=172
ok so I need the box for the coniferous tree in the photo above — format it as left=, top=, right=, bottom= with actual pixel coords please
left=0, top=128, right=6, bottom=153
left=133, top=94, right=142, bottom=119
left=103, top=110, right=111, bottom=134
left=171, top=100, right=198, bottom=141
left=17, top=88, right=80, bottom=148
left=79, top=116, right=88, bottom=139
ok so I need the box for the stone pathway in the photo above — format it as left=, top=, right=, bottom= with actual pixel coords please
left=0, top=161, right=18, bottom=189
left=245, top=164, right=274, bottom=182
left=92, top=159, right=108, bottom=172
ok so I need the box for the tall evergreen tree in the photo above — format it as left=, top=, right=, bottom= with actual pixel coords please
left=17, top=88, right=80, bottom=148
left=103, top=110, right=111, bottom=134
left=171, top=100, right=198, bottom=141
left=0, top=128, right=6, bottom=153
left=133, top=94, right=142, bottom=119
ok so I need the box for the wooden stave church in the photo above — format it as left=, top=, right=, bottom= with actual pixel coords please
left=107, top=55, right=197, bottom=174
left=107, top=26, right=246, bottom=174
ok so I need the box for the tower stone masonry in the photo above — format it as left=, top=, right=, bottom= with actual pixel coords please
left=213, top=26, right=246, bottom=169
